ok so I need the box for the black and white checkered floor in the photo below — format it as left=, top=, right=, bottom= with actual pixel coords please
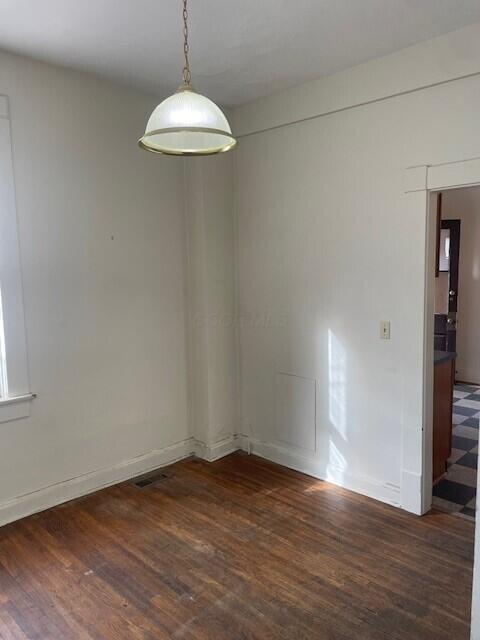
left=432, top=383, right=479, bottom=520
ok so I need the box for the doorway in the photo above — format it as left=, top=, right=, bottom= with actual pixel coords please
left=404, top=158, right=480, bottom=640
left=401, top=159, right=480, bottom=517
left=432, top=186, right=480, bottom=519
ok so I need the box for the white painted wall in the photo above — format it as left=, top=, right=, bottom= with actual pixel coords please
left=442, top=187, right=480, bottom=384
left=232, top=22, right=480, bottom=510
left=0, top=49, right=191, bottom=522
left=185, top=154, right=238, bottom=458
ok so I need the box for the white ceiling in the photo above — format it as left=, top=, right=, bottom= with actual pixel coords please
left=1, top=0, right=480, bottom=107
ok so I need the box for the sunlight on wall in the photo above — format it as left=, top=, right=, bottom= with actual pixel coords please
left=328, top=439, right=347, bottom=470
left=328, top=329, right=347, bottom=440
left=327, top=329, right=348, bottom=482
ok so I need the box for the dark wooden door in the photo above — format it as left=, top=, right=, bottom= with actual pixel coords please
left=435, top=209, right=461, bottom=354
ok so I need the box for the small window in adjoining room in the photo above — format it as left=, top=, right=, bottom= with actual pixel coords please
left=0, top=94, right=34, bottom=421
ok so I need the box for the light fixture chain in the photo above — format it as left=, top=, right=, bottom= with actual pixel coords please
left=139, top=0, right=236, bottom=155
left=182, top=0, right=191, bottom=85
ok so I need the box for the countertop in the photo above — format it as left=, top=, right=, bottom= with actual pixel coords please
left=434, top=350, right=456, bottom=365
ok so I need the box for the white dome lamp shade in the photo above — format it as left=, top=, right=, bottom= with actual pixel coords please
left=139, top=84, right=236, bottom=156
left=139, top=0, right=236, bottom=156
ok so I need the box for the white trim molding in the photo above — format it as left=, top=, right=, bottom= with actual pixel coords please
left=193, top=433, right=402, bottom=509
left=403, top=156, right=480, bottom=516
left=0, top=393, right=35, bottom=423
left=428, top=157, right=480, bottom=192
left=0, top=434, right=252, bottom=527
left=0, top=438, right=196, bottom=527
left=194, top=434, right=247, bottom=462
left=0, top=96, right=32, bottom=406
left=248, top=438, right=400, bottom=507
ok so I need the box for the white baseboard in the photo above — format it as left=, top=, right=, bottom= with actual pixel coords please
left=0, top=438, right=196, bottom=527
left=194, top=434, right=243, bottom=462
left=456, top=371, right=480, bottom=386
left=248, top=438, right=401, bottom=508
left=401, top=469, right=423, bottom=515
left=234, top=433, right=251, bottom=453
left=0, top=432, right=405, bottom=528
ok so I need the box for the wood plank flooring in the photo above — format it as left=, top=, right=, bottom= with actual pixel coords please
left=0, top=452, right=474, bottom=639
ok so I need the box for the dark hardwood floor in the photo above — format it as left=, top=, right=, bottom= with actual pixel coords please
left=0, top=452, right=474, bottom=639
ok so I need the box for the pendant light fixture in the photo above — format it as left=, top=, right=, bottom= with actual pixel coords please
left=139, top=0, right=236, bottom=156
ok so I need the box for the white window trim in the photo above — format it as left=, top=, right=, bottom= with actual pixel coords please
left=0, top=393, right=35, bottom=423
left=0, top=95, right=34, bottom=422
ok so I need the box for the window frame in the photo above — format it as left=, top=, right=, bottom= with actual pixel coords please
left=0, top=95, right=34, bottom=422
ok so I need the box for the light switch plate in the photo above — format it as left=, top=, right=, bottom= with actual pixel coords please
left=380, top=321, right=391, bottom=340
left=380, top=320, right=390, bottom=340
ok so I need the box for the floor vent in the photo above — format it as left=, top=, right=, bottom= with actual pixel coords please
left=132, top=472, right=169, bottom=488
